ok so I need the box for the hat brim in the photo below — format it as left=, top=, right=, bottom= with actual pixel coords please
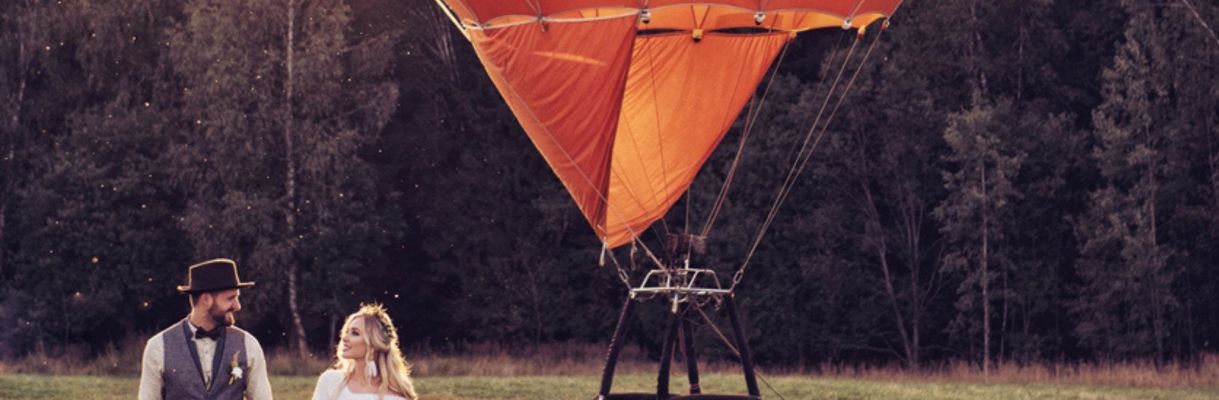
left=177, top=281, right=256, bottom=293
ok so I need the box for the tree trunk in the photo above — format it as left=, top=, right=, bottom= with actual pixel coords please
left=880, top=247, right=914, bottom=367
left=524, top=258, right=543, bottom=345
left=1149, top=173, right=1165, bottom=366
left=0, top=204, right=5, bottom=279
left=1016, top=5, right=1025, bottom=101
left=328, top=311, right=337, bottom=355
left=969, top=0, right=989, bottom=103
left=902, top=198, right=923, bottom=369
left=284, top=0, right=309, bottom=357
left=1210, top=125, right=1219, bottom=236
left=862, top=183, right=916, bottom=368
left=1209, top=134, right=1219, bottom=237
left=970, top=0, right=990, bottom=372
left=3, top=44, right=26, bottom=281
left=1022, top=300, right=1031, bottom=362
left=1001, top=259, right=1009, bottom=364
left=981, top=162, right=990, bottom=374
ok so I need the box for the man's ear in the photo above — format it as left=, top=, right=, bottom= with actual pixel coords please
left=199, top=292, right=213, bottom=308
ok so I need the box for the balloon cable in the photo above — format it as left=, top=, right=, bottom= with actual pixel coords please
left=1181, top=0, right=1219, bottom=49
left=693, top=302, right=790, bottom=400
left=643, top=38, right=674, bottom=238
left=469, top=45, right=670, bottom=271
left=733, top=25, right=887, bottom=291
left=701, top=36, right=794, bottom=238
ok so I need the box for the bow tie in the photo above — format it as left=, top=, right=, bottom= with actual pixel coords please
left=194, top=327, right=222, bottom=341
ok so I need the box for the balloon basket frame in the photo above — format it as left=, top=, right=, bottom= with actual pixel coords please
left=630, top=267, right=733, bottom=313
left=596, top=267, right=761, bottom=400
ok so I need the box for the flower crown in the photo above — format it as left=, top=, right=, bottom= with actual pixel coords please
left=358, top=303, right=399, bottom=346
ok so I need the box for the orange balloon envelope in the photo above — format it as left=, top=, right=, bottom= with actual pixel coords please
left=438, top=1, right=903, bottom=248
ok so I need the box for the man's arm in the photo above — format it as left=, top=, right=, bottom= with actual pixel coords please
left=137, top=335, right=163, bottom=400
left=244, top=335, right=274, bottom=400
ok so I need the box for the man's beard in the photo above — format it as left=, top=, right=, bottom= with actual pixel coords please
left=209, top=303, right=236, bottom=327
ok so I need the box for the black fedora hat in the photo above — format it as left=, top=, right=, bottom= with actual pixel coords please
left=176, top=258, right=256, bottom=293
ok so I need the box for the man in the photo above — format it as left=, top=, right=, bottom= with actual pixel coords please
left=139, top=258, right=273, bottom=400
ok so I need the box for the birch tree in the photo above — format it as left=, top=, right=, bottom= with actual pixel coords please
left=169, top=0, right=398, bottom=355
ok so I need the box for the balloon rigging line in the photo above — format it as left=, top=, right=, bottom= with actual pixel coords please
left=669, top=30, right=770, bottom=264
left=612, top=124, right=678, bottom=264
left=605, top=164, right=681, bottom=266
left=691, top=31, right=782, bottom=244
left=432, top=0, right=468, bottom=39
left=702, top=36, right=793, bottom=238
left=524, top=0, right=541, bottom=17
left=643, top=38, right=674, bottom=239
left=615, top=43, right=672, bottom=260
left=601, top=240, right=634, bottom=289
left=734, top=25, right=886, bottom=291
left=1181, top=0, right=1219, bottom=49
left=692, top=302, right=790, bottom=400
left=847, top=0, right=867, bottom=26
left=684, top=185, right=691, bottom=249
left=469, top=43, right=669, bottom=272
left=616, top=114, right=670, bottom=225
left=734, top=33, right=863, bottom=285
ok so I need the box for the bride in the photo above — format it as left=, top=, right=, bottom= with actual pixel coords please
left=311, top=304, right=418, bottom=400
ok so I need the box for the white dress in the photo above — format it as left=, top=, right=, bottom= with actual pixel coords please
left=311, top=370, right=409, bottom=400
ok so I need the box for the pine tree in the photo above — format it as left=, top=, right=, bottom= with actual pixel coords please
left=1171, top=0, right=1219, bottom=359
left=1074, top=1, right=1181, bottom=361
left=935, top=100, right=1024, bottom=372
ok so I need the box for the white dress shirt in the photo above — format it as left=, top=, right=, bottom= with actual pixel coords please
left=138, top=320, right=273, bottom=400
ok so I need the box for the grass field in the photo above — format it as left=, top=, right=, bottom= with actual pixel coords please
left=3, top=373, right=1219, bottom=400
left=5, top=344, right=1219, bottom=399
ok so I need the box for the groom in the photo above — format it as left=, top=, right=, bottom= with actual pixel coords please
left=139, top=258, right=274, bottom=400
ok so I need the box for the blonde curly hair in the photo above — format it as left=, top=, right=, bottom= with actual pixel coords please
left=332, top=303, right=417, bottom=400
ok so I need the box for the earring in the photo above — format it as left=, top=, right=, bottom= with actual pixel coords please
left=366, top=356, right=378, bottom=378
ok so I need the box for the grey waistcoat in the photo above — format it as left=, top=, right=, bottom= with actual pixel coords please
left=162, top=319, right=249, bottom=400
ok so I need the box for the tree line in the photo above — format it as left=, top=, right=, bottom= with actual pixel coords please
left=1, top=0, right=1216, bottom=369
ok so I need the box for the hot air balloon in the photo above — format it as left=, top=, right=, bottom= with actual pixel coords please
left=431, top=1, right=903, bottom=398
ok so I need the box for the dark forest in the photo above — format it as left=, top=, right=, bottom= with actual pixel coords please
left=1, top=0, right=1217, bottom=371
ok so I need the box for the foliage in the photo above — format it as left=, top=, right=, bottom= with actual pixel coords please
left=165, top=0, right=401, bottom=351
left=935, top=99, right=1025, bottom=370
left=1, top=0, right=1218, bottom=370
left=1072, top=0, right=1219, bottom=362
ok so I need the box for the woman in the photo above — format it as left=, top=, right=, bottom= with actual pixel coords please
left=311, top=304, right=418, bottom=400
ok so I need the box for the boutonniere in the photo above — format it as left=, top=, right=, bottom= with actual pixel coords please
left=228, top=351, right=244, bottom=385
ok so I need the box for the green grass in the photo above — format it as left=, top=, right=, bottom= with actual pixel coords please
left=2, top=373, right=1219, bottom=400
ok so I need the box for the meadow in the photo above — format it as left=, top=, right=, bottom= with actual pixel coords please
left=3, top=373, right=1219, bottom=400
left=3, top=343, right=1219, bottom=399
